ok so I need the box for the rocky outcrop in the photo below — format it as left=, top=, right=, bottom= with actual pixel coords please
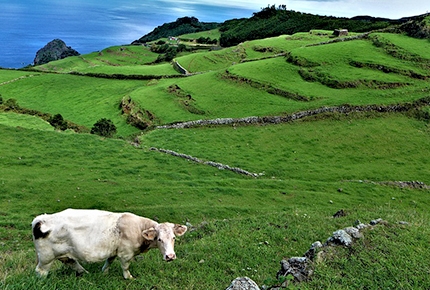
left=120, top=96, right=155, bottom=130
left=397, top=13, right=430, bottom=39
left=34, top=39, right=80, bottom=66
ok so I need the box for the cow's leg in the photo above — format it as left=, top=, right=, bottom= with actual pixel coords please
left=36, top=259, right=55, bottom=277
left=35, top=252, right=55, bottom=277
left=118, top=256, right=134, bottom=279
left=102, top=256, right=116, bottom=273
left=59, top=257, right=88, bottom=275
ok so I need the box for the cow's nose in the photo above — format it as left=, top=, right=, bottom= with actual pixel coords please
left=165, top=253, right=176, bottom=261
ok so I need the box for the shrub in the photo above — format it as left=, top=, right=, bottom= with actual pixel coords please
left=4, top=98, right=19, bottom=110
left=90, top=118, right=117, bottom=137
left=48, top=113, right=68, bottom=131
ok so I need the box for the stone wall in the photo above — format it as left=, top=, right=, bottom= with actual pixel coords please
left=172, top=59, right=190, bottom=75
left=157, top=98, right=430, bottom=129
left=150, top=147, right=262, bottom=177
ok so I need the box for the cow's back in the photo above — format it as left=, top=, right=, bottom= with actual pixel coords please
left=33, top=209, right=123, bottom=263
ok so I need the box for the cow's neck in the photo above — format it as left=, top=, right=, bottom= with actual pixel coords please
left=139, top=240, right=156, bottom=253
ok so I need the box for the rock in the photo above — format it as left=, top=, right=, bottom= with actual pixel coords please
left=326, top=229, right=353, bottom=247
left=343, top=227, right=363, bottom=239
left=34, top=39, right=80, bottom=65
left=398, top=221, right=409, bottom=225
left=370, top=218, right=383, bottom=225
left=304, top=241, right=323, bottom=260
left=226, top=277, right=260, bottom=290
left=332, top=209, right=346, bottom=218
left=355, top=223, right=368, bottom=230
left=277, top=257, right=312, bottom=282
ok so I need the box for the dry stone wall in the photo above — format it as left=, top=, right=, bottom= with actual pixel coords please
left=150, top=147, right=262, bottom=177
left=157, top=98, right=430, bottom=129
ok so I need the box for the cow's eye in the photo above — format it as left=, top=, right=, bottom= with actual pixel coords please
left=173, top=237, right=176, bottom=240
left=158, top=238, right=162, bottom=242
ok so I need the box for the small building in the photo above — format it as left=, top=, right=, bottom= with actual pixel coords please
left=333, top=29, right=348, bottom=37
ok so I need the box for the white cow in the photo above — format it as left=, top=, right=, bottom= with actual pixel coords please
left=31, top=209, right=187, bottom=279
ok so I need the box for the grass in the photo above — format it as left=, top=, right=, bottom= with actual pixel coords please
left=0, top=112, right=53, bottom=131
left=179, top=29, right=221, bottom=41
left=374, top=32, right=430, bottom=59
left=1, top=72, right=144, bottom=137
left=141, top=114, right=430, bottom=183
left=34, top=45, right=162, bottom=73
left=129, top=71, right=303, bottom=123
left=176, top=47, right=244, bottom=73
left=0, top=27, right=430, bottom=289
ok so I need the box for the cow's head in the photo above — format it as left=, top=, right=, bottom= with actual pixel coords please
left=142, top=222, right=187, bottom=262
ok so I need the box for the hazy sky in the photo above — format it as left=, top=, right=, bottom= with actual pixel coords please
left=98, top=0, right=429, bottom=21
left=284, top=0, right=429, bottom=19
left=155, top=0, right=429, bottom=19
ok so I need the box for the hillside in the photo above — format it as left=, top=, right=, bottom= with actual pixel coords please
left=1, top=10, right=430, bottom=290
left=132, top=16, right=220, bottom=44
left=132, top=6, right=416, bottom=48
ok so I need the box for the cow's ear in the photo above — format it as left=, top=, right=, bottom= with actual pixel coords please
left=174, top=224, right=187, bottom=236
left=142, top=228, right=157, bottom=241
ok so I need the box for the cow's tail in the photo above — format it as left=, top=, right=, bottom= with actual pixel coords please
left=32, top=218, right=50, bottom=240
left=32, top=218, right=50, bottom=266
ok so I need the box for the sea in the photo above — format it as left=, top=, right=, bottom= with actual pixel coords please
left=0, top=0, right=255, bottom=69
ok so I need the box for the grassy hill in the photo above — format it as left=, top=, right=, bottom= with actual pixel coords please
left=0, top=12, right=429, bottom=290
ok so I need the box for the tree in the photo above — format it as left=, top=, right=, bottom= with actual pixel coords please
left=90, top=118, right=117, bottom=137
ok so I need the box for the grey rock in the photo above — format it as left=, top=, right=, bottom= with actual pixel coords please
left=277, top=257, right=312, bottom=282
left=355, top=223, right=368, bottom=230
left=370, top=218, right=383, bottom=225
left=304, top=241, right=323, bottom=260
left=344, top=226, right=363, bottom=239
left=327, top=230, right=353, bottom=247
left=226, top=277, right=260, bottom=290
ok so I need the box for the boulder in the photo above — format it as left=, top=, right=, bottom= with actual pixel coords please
left=34, top=39, right=80, bottom=65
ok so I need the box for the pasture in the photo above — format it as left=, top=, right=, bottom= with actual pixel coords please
left=0, top=27, right=429, bottom=289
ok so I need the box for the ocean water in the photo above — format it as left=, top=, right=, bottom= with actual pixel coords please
left=0, top=0, right=254, bottom=69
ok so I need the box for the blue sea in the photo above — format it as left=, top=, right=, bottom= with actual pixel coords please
left=0, top=0, right=255, bottom=69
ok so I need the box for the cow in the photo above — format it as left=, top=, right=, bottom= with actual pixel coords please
left=31, top=209, right=187, bottom=279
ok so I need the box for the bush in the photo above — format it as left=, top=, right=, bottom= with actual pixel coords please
left=48, top=113, right=68, bottom=131
left=4, top=98, right=19, bottom=110
left=90, top=118, right=117, bottom=137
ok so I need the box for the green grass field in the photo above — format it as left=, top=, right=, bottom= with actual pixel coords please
left=0, top=27, right=429, bottom=289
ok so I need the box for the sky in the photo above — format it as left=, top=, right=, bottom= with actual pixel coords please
left=161, top=0, right=429, bottom=19
left=88, top=0, right=430, bottom=23
left=151, top=0, right=429, bottom=20
left=284, top=0, right=429, bottom=19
